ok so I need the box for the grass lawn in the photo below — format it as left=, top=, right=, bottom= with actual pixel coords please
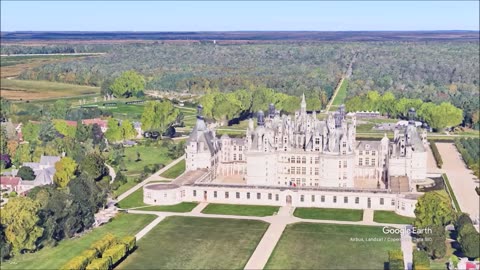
left=202, top=203, right=280, bottom=217
left=136, top=202, right=198, bottom=212
left=160, top=159, right=186, bottom=179
left=2, top=214, right=156, bottom=270
left=294, top=207, right=364, bottom=221
left=117, top=216, right=269, bottom=269
left=113, top=178, right=137, bottom=198
left=331, top=79, right=348, bottom=106
left=373, top=211, right=415, bottom=224
left=117, top=188, right=146, bottom=209
left=265, top=223, right=400, bottom=269
left=0, top=79, right=99, bottom=100
left=123, top=144, right=173, bottom=176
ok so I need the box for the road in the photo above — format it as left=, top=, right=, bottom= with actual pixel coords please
left=116, top=155, right=185, bottom=201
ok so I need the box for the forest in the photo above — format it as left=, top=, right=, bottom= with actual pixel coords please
left=2, top=41, right=479, bottom=126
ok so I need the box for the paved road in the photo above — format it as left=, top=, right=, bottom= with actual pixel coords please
left=116, top=155, right=185, bottom=201
left=436, top=143, right=480, bottom=221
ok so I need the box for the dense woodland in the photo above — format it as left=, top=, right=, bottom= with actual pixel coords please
left=3, top=41, right=480, bottom=126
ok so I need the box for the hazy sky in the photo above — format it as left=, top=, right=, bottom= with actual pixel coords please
left=1, top=1, right=479, bottom=31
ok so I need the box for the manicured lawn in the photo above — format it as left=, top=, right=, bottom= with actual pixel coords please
left=294, top=207, right=364, bottom=221
left=331, top=78, right=349, bottom=106
left=117, top=216, right=269, bottom=269
left=137, top=202, right=198, bottom=212
left=0, top=79, right=99, bottom=100
left=160, top=159, right=186, bottom=179
left=202, top=203, right=280, bottom=217
left=117, top=188, right=146, bottom=209
left=265, top=223, right=400, bottom=269
left=123, top=144, right=173, bottom=176
left=373, top=211, right=415, bottom=224
left=2, top=214, right=156, bottom=270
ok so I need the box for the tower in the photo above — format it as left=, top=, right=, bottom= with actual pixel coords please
left=300, top=93, right=307, bottom=115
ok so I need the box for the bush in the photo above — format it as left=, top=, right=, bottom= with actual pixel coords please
left=60, top=255, right=89, bottom=270
left=121, top=236, right=136, bottom=253
left=90, top=233, right=117, bottom=254
left=450, top=255, right=459, bottom=269
left=86, top=257, right=111, bottom=270
left=102, top=244, right=127, bottom=267
left=413, top=250, right=430, bottom=270
left=388, top=250, right=404, bottom=270
left=81, top=249, right=99, bottom=264
left=429, top=140, right=443, bottom=168
left=8, top=191, right=17, bottom=198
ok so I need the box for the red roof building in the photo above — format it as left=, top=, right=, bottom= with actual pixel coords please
left=0, top=176, right=21, bottom=192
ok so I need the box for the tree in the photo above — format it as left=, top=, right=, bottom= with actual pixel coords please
left=120, top=120, right=136, bottom=140
left=0, top=154, right=11, bottom=170
left=0, top=197, right=43, bottom=255
left=80, top=152, right=107, bottom=181
left=22, top=122, right=41, bottom=143
left=17, top=166, right=36, bottom=180
left=51, top=100, right=69, bottom=119
left=141, top=100, right=179, bottom=132
left=251, top=87, right=276, bottom=113
left=53, top=120, right=76, bottom=138
left=75, top=120, right=90, bottom=143
left=100, top=77, right=114, bottom=96
left=6, top=140, right=18, bottom=158
left=14, top=143, right=32, bottom=164
left=105, top=118, right=121, bottom=142
left=388, top=250, right=404, bottom=270
left=53, top=157, right=78, bottom=188
left=0, top=127, right=7, bottom=155
left=39, top=121, right=57, bottom=143
left=418, top=225, right=446, bottom=259
left=0, top=224, right=11, bottom=261
left=414, top=191, right=456, bottom=228
left=90, top=123, right=104, bottom=145
left=110, top=70, right=145, bottom=98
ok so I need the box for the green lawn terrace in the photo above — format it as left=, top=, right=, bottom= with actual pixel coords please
left=373, top=210, right=415, bottom=224
left=265, top=223, right=401, bottom=269
left=117, top=216, right=269, bottom=269
left=159, top=159, right=186, bottom=179
left=293, top=207, right=364, bottom=221
left=1, top=214, right=156, bottom=270
left=201, top=203, right=280, bottom=217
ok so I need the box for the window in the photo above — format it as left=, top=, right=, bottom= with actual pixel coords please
left=233, top=146, right=237, bottom=151
left=315, top=168, right=319, bottom=175
left=339, top=161, right=342, bottom=168
left=233, top=154, right=237, bottom=161
left=247, top=192, right=250, bottom=199
left=296, top=167, right=301, bottom=174
left=333, top=196, right=337, bottom=203
left=268, top=193, right=272, bottom=200
left=193, top=190, right=197, bottom=197
left=310, top=157, right=313, bottom=164
left=257, top=193, right=261, bottom=199
left=239, top=146, right=242, bottom=151
left=344, top=196, right=348, bottom=203
left=342, top=150, right=346, bottom=155
left=321, top=195, right=325, bottom=202
left=343, top=161, right=347, bottom=168
left=380, top=198, right=384, bottom=205
left=359, top=158, right=363, bottom=166
left=225, top=192, right=229, bottom=198
left=311, top=195, right=315, bottom=202
left=275, top=194, right=279, bottom=201
left=365, top=151, right=370, bottom=155
left=291, top=156, right=295, bottom=163
left=302, top=157, right=306, bottom=164
left=365, top=158, right=370, bottom=166
left=315, top=157, right=320, bottom=164
left=371, top=158, right=375, bottom=166
left=315, top=138, right=320, bottom=144
left=343, top=172, right=347, bottom=180
left=343, top=142, right=347, bottom=147
left=290, top=167, right=295, bottom=174
left=300, top=195, right=304, bottom=202
left=236, top=192, right=240, bottom=199
left=355, top=197, right=359, bottom=204
left=214, top=191, right=217, bottom=198
left=391, top=199, right=395, bottom=206
left=372, top=150, right=375, bottom=156
left=296, top=156, right=301, bottom=163
left=302, top=167, right=306, bottom=175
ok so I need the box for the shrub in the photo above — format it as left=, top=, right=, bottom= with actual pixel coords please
left=86, top=257, right=111, bottom=270
left=8, top=191, right=17, bottom=198
left=90, top=233, right=117, bottom=254
left=450, top=255, right=459, bottom=269
left=121, top=236, right=136, bottom=253
left=102, top=244, right=127, bottom=267
left=60, top=255, right=89, bottom=270
left=81, top=249, right=99, bottom=264
left=429, top=140, right=443, bottom=168
left=413, top=250, right=430, bottom=270
left=388, top=249, right=404, bottom=270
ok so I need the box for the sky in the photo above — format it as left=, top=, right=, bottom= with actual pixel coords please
left=1, top=1, right=479, bottom=31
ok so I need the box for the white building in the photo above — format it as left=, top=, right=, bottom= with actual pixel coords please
left=145, top=99, right=428, bottom=217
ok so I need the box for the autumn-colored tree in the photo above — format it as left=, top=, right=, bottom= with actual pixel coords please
left=53, top=157, right=78, bottom=188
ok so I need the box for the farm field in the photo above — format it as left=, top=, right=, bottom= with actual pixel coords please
left=265, top=223, right=400, bottom=269
left=1, top=214, right=156, bottom=270
left=293, top=207, right=364, bottom=221
left=201, top=203, right=280, bottom=217
left=117, top=216, right=269, bottom=269
left=0, top=79, right=99, bottom=100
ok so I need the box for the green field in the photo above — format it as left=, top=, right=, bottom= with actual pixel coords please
left=202, top=203, right=280, bottom=217
left=331, top=78, right=349, bottom=106
left=136, top=202, right=198, bottom=212
left=160, top=159, right=186, bottom=178
left=294, top=207, right=364, bottom=221
left=117, top=188, right=146, bottom=209
left=373, top=211, right=415, bottom=224
left=265, top=223, right=400, bottom=269
left=117, top=216, right=269, bottom=269
left=123, top=144, right=173, bottom=176
left=1, top=79, right=100, bottom=100
left=1, top=214, right=155, bottom=270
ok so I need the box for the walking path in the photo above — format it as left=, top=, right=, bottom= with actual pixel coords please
left=325, top=77, right=345, bottom=113
left=436, top=143, right=479, bottom=222
left=127, top=204, right=413, bottom=270
left=105, top=163, right=116, bottom=184
left=116, top=155, right=185, bottom=201
left=135, top=216, right=166, bottom=240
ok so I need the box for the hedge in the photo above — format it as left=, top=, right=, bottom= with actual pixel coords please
left=81, top=249, right=99, bottom=264
left=442, top=173, right=461, bottom=212
left=413, top=250, right=430, bottom=270
left=90, top=233, right=117, bottom=254
left=102, top=244, right=127, bottom=267
left=388, top=249, right=405, bottom=270
left=429, top=140, right=443, bottom=168
left=86, top=258, right=111, bottom=270
left=121, top=236, right=136, bottom=252
left=60, top=255, right=89, bottom=270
